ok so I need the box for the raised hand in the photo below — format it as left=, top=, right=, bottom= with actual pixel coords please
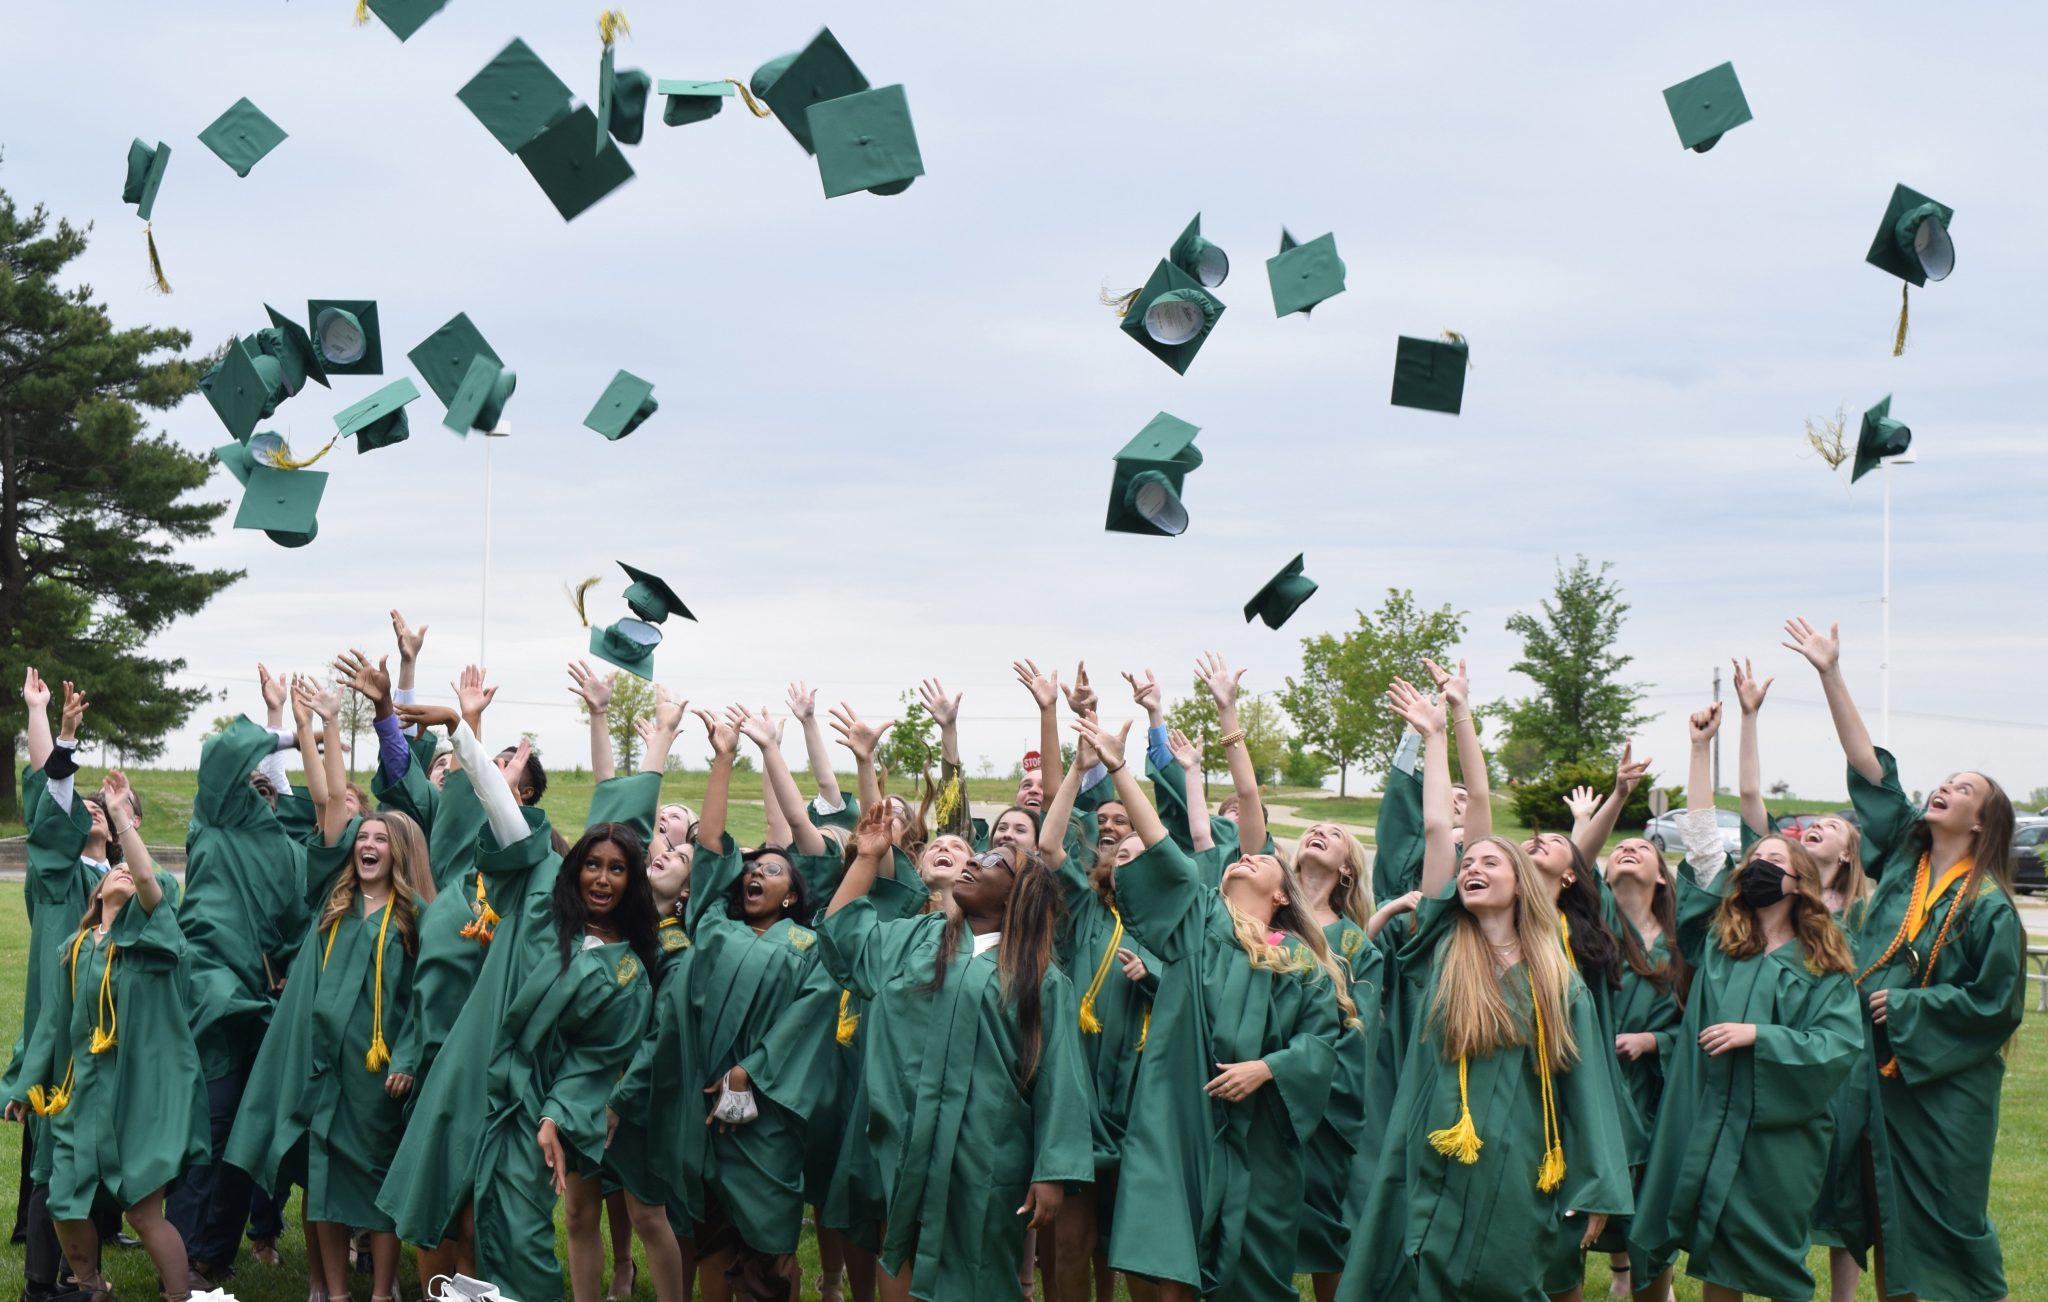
left=567, top=660, right=614, bottom=712
left=1614, top=741, right=1652, bottom=790
left=852, top=802, right=893, bottom=859
left=310, top=678, right=344, bottom=723
left=1423, top=657, right=1470, bottom=718
left=257, top=663, right=286, bottom=716
left=918, top=677, right=961, bottom=729
left=1732, top=657, right=1774, bottom=714
left=1167, top=727, right=1201, bottom=773
left=1072, top=714, right=1131, bottom=771
left=786, top=681, right=817, bottom=721
left=495, top=735, right=535, bottom=787
left=652, top=684, right=686, bottom=733
left=1195, top=651, right=1245, bottom=710
left=1383, top=677, right=1446, bottom=736
left=394, top=702, right=460, bottom=733
left=290, top=674, right=319, bottom=727
left=1781, top=617, right=1840, bottom=675
left=694, top=708, right=740, bottom=758
left=58, top=682, right=88, bottom=740
left=1688, top=704, right=1722, bottom=746
left=1061, top=661, right=1097, bottom=717
left=828, top=703, right=894, bottom=765
left=100, top=770, right=133, bottom=818
left=391, top=609, right=427, bottom=665
left=1013, top=659, right=1059, bottom=712
left=333, top=649, right=391, bottom=706
left=22, top=667, right=50, bottom=712
left=1561, top=785, right=1599, bottom=823
left=726, top=703, right=778, bottom=750
left=454, top=665, right=497, bottom=721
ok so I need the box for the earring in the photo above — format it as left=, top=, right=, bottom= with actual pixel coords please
left=1339, top=870, right=1354, bottom=888
left=1563, top=874, right=1576, bottom=887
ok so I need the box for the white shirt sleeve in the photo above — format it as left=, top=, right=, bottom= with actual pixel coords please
left=393, top=686, right=420, bottom=737
left=48, top=739, right=76, bottom=813
left=450, top=720, right=530, bottom=847
left=257, top=726, right=295, bottom=797
left=810, top=791, right=847, bottom=818
left=1680, top=806, right=1729, bottom=888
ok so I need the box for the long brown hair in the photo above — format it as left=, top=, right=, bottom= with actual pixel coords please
left=1616, top=866, right=1692, bottom=1005
left=923, top=843, right=1064, bottom=1087
left=1428, top=837, right=1579, bottom=1072
left=1910, top=771, right=2017, bottom=906
left=1714, top=837, right=1854, bottom=974
left=317, top=815, right=423, bottom=956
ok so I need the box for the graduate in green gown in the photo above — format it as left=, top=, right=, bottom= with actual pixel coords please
left=1072, top=713, right=1347, bottom=1302
left=226, top=675, right=427, bottom=1302
left=1629, top=701, right=1863, bottom=1301
left=1785, top=616, right=2025, bottom=1302
left=9, top=771, right=207, bottom=1302
left=821, top=760, right=1093, bottom=1302
left=377, top=702, right=658, bottom=1302
left=1338, top=679, right=1632, bottom=1302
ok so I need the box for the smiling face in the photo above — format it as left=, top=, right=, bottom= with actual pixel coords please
left=428, top=751, right=454, bottom=789
left=953, top=847, right=1019, bottom=919
left=1297, top=822, right=1347, bottom=873
left=1016, top=770, right=1044, bottom=811
left=83, top=797, right=112, bottom=847
left=1521, top=833, right=1574, bottom=895
left=648, top=844, right=691, bottom=907
left=740, top=851, right=796, bottom=923
left=1458, top=839, right=1521, bottom=914
left=1096, top=801, right=1132, bottom=847
left=1605, top=837, right=1662, bottom=890
left=657, top=803, right=696, bottom=848
left=991, top=810, right=1036, bottom=851
left=580, top=838, right=631, bottom=920
left=1925, top=772, right=1992, bottom=832
left=1221, top=852, right=1288, bottom=923
left=98, top=865, right=136, bottom=916
left=919, top=834, right=972, bottom=895
left=1114, top=833, right=1144, bottom=867
left=1801, top=816, right=1853, bottom=869
left=353, top=818, right=393, bottom=889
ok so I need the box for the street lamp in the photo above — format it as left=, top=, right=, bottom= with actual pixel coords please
left=481, top=419, right=511, bottom=665
left=1878, top=446, right=1916, bottom=747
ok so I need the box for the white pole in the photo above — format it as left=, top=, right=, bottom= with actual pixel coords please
left=1880, top=459, right=1892, bottom=747
left=481, top=434, right=493, bottom=666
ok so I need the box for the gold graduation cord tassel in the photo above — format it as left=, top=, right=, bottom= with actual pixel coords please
left=1078, top=911, right=1126, bottom=1034
left=145, top=224, right=171, bottom=295
left=934, top=774, right=962, bottom=833
left=835, top=989, right=860, bottom=1045
left=364, top=899, right=396, bottom=1070
left=353, top=0, right=371, bottom=25
left=1893, top=283, right=1910, bottom=357
left=568, top=576, right=601, bottom=629
left=597, top=9, right=630, bottom=45
left=270, top=436, right=339, bottom=470
left=88, top=943, right=119, bottom=1055
left=1135, top=1006, right=1149, bottom=1052
left=1427, top=1056, right=1482, bottom=1164
left=1557, top=913, right=1577, bottom=972
left=33, top=930, right=96, bottom=1114
left=1531, top=970, right=1566, bottom=1193
left=459, top=871, right=500, bottom=944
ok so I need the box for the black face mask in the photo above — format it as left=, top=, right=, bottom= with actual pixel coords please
left=1738, top=862, right=1788, bottom=909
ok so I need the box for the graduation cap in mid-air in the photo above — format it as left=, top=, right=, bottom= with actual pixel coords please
left=753, top=28, right=921, bottom=197
left=308, top=300, right=383, bottom=374
left=121, top=138, right=173, bottom=292
left=1662, top=62, right=1752, bottom=152
left=1866, top=183, right=1955, bottom=355
left=1851, top=395, right=1912, bottom=483
left=1244, top=555, right=1319, bottom=630
left=1390, top=333, right=1470, bottom=415
left=1105, top=413, right=1204, bottom=536
left=619, top=561, right=694, bottom=624
left=198, top=98, right=288, bottom=176
left=584, top=371, right=658, bottom=441
left=1267, top=228, right=1345, bottom=318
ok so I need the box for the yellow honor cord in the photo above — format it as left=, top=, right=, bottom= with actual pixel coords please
left=1861, top=852, right=1980, bottom=1078
left=36, top=929, right=100, bottom=1111
left=835, top=989, right=860, bottom=1045
left=89, top=941, right=119, bottom=1055
left=1135, top=1005, right=1150, bottom=1052
left=1427, top=1056, right=1482, bottom=1165
left=365, top=898, right=395, bottom=1070
left=1531, top=970, right=1565, bottom=1192
left=1893, top=283, right=1910, bottom=357
left=1078, top=910, right=1126, bottom=1034
left=1558, top=913, right=1577, bottom=971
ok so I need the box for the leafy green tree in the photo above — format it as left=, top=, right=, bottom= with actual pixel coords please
left=1497, top=556, right=1651, bottom=769
left=337, top=689, right=373, bottom=780
left=874, top=689, right=938, bottom=782
left=0, top=188, right=241, bottom=812
left=574, top=671, right=657, bottom=770
left=1238, top=697, right=1288, bottom=786
left=1164, top=678, right=1220, bottom=786
left=1278, top=589, right=1467, bottom=795
left=1281, top=737, right=1330, bottom=789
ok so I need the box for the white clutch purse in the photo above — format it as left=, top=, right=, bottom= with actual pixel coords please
left=712, top=1076, right=760, bottom=1125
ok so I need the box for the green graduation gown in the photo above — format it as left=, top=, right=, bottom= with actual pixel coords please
left=3, top=770, right=96, bottom=1164
left=376, top=763, right=491, bottom=1088
left=16, top=897, right=208, bottom=1218
left=1298, top=916, right=1385, bottom=1276
left=1050, top=850, right=1154, bottom=1174
left=1336, top=889, right=1634, bottom=1302
left=604, top=917, right=694, bottom=1210
left=820, top=889, right=1094, bottom=1302
left=181, top=717, right=310, bottom=1080
left=1810, top=894, right=1875, bottom=1259
left=1847, top=749, right=2026, bottom=1302
left=1629, top=864, right=1862, bottom=1297
left=226, top=819, right=419, bottom=1229
left=1586, top=924, right=1684, bottom=1270
left=1107, top=840, right=1340, bottom=1301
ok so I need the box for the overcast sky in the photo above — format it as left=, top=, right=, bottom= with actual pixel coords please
left=5, top=1, right=2046, bottom=803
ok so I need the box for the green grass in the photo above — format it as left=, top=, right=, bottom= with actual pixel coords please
left=6, top=906, right=2045, bottom=1301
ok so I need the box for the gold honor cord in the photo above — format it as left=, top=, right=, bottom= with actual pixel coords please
left=145, top=225, right=170, bottom=295
left=836, top=988, right=861, bottom=1044
left=1077, top=910, right=1126, bottom=1033
left=1893, top=283, right=1910, bottom=357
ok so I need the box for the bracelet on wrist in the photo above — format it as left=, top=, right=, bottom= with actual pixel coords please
left=1218, top=728, right=1246, bottom=748
left=1104, top=758, right=1126, bottom=774
left=1451, top=715, right=1472, bottom=727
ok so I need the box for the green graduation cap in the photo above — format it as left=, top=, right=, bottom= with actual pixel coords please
left=1105, top=412, right=1204, bottom=536
left=407, top=313, right=502, bottom=407
left=214, top=440, right=256, bottom=488
left=1866, top=184, right=1953, bottom=354
left=810, top=84, right=922, bottom=198
left=589, top=619, right=660, bottom=680
left=260, top=304, right=331, bottom=394
left=198, top=98, right=288, bottom=177
left=1168, top=214, right=1229, bottom=288
left=619, top=561, right=695, bottom=624
left=458, top=38, right=576, bottom=153
left=1119, top=260, right=1226, bottom=375
left=363, top=0, right=448, bottom=41
left=1267, top=229, right=1346, bottom=318
left=1662, top=62, right=1752, bottom=152
left=584, top=370, right=658, bottom=440
left=658, top=79, right=735, bottom=127
left=1390, top=333, right=1469, bottom=415
left=308, top=300, right=382, bottom=374
left=598, top=44, right=652, bottom=148
left=1244, top=555, right=1318, bottom=630
left=1851, top=395, right=1911, bottom=483
left=121, top=139, right=171, bottom=222
left=753, top=28, right=869, bottom=155
left=442, top=356, right=517, bottom=436
left=334, top=378, right=421, bottom=454
left=518, top=106, right=637, bottom=221
left=203, top=338, right=286, bottom=443
left=234, top=463, right=326, bottom=548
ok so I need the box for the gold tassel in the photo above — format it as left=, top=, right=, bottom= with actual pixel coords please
left=269, top=436, right=339, bottom=470
left=598, top=9, right=630, bottom=46
left=1892, top=283, right=1910, bottom=357
left=1537, top=1142, right=1567, bottom=1193
left=1078, top=1001, right=1103, bottom=1034
left=1427, top=1057, right=1483, bottom=1164
left=934, top=775, right=962, bottom=830
left=725, top=79, right=774, bottom=118
left=364, top=895, right=395, bottom=1071
left=1531, top=969, right=1566, bottom=1192
left=353, top=0, right=371, bottom=25
left=835, top=989, right=860, bottom=1045
left=145, top=225, right=171, bottom=295
left=567, top=576, right=601, bottom=629
left=1135, top=1006, right=1149, bottom=1052
left=88, top=944, right=119, bottom=1054
left=27, top=1074, right=71, bottom=1116
left=1099, top=286, right=1140, bottom=318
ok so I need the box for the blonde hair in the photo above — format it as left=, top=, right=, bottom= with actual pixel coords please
left=317, top=814, right=422, bottom=955
left=1222, top=853, right=1362, bottom=1028
left=1428, top=836, right=1578, bottom=1072
left=1819, top=819, right=1869, bottom=913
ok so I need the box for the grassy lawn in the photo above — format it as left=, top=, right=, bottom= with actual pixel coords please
left=5, top=899, right=2043, bottom=1301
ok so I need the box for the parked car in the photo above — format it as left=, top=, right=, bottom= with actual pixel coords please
left=1643, top=808, right=1744, bottom=857
left=2013, top=823, right=2048, bottom=895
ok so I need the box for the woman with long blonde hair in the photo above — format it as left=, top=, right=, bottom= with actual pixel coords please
left=226, top=676, right=424, bottom=1302
left=1337, top=679, right=1630, bottom=1302
left=1074, top=713, right=1347, bottom=1302
left=1628, top=704, right=1861, bottom=1302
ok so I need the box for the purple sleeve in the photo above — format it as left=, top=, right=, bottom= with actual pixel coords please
left=374, top=713, right=412, bottom=787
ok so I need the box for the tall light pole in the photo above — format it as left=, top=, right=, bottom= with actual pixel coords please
left=481, top=420, right=511, bottom=665
left=1879, top=448, right=1916, bottom=747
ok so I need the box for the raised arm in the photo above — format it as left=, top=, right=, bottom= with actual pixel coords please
left=1036, top=737, right=1091, bottom=869
left=255, top=662, right=294, bottom=796
left=826, top=804, right=895, bottom=917
left=391, top=609, right=428, bottom=735
left=1197, top=652, right=1268, bottom=857
left=693, top=709, right=739, bottom=850
left=1426, top=657, right=1492, bottom=843
left=787, top=682, right=844, bottom=812
left=828, top=703, right=894, bottom=814
left=1682, top=704, right=1728, bottom=887
left=290, top=675, right=331, bottom=816
left=22, top=667, right=54, bottom=772
left=919, top=677, right=974, bottom=840
left=1073, top=716, right=1162, bottom=848
left=1385, top=678, right=1454, bottom=897
left=1167, top=729, right=1216, bottom=854
left=638, top=684, right=686, bottom=775
left=567, top=661, right=616, bottom=784
left=334, top=647, right=406, bottom=789
left=1014, top=659, right=1063, bottom=792
left=1732, top=657, right=1774, bottom=837
left=734, top=705, right=826, bottom=856
left=306, top=676, right=350, bottom=846
left=454, top=663, right=497, bottom=743
left=1782, top=617, right=1882, bottom=785
left=101, top=771, right=162, bottom=913
left=1573, top=743, right=1652, bottom=867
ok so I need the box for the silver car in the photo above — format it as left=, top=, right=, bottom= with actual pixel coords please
left=1642, top=807, right=1745, bottom=857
